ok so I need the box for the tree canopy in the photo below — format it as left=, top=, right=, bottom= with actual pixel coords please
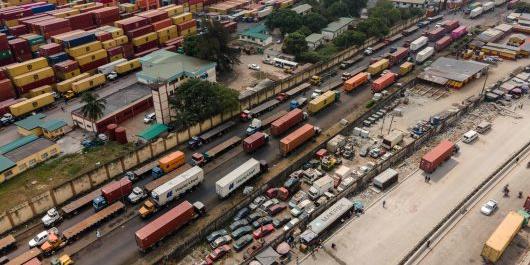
left=282, top=32, right=308, bottom=57
left=322, top=0, right=367, bottom=18
left=303, top=12, right=328, bottom=33
left=265, top=9, right=303, bottom=34
left=515, top=2, right=530, bottom=13
left=169, top=79, right=239, bottom=131
left=183, top=20, right=240, bottom=73
left=334, top=30, right=367, bottom=49
left=80, top=92, right=106, bottom=122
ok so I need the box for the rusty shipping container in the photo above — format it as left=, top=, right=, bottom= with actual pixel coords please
left=280, top=124, right=316, bottom=156
left=420, top=139, right=456, bottom=173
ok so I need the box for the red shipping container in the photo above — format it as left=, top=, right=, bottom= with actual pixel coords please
left=115, top=16, right=150, bottom=32
left=0, top=79, right=16, bottom=101
left=435, top=36, right=453, bottom=52
left=54, top=60, right=78, bottom=72
left=420, top=140, right=456, bottom=173
left=122, top=43, right=134, bottom=59
left=0, top=34, right=8, bottom=51
left=96, top=32, right=113, bottom=42
left=163, top=45, right=176, bottom=52
left=165, top=36, right=184, bottom=47
left=127, top=25, right=154, bottom=39
left=8, top=38, right=29, bottom=51
left=133, top=40, right=158, bottom=53
left=101, top=178, right=133, bottom=205
left=152, top=18, right=171, bottom=31
left=79, top=57, right=108, bottom=72
left=39, top=43, right=63, bottom=57
left=92, top=7, right=119, bottom=18
left=271, top=108, right=306, bottom=136
left=371, top=72, right=396, bottom=92
left=17, top=76, right=55, bottom=94
left=0, top=98, right=25, bottom=116
left=177, top=20, right=196, bottom=32
left=46, top=27, right=73, bottom=40
left=67, top=13, right=95, bottom=30
left=2, top=9, right=32, bottom=20
left=135, top=201, right=196, bottom=251
left=243, top=132, right=268, bottom=153
left=0, top=68, right=6, bottom=80
left=134, top=47, right=159, bottom=58
left=8, top=25, right=29, bottom=37
left=137, top=10, right=168, bottom=23
left=0, top=57, right=14, bottom=67
left=107, top=46, right=123, bottom=57
left=280, top=124, right=316, bottom=156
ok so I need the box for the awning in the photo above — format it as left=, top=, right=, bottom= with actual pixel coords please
left=137, top=123, right=169, bottom=142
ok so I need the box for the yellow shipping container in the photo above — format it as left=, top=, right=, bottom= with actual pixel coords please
left=5, top=19, right=18, bottom=28
left=51, top=30, right=85, bottom=44
left=114, top=35, right=128, bottom=45
left=107, top=27, right=124, bottom=38
left=482, top=212, right=524, bottom=263
left=308, top=91, right=338, bottom=114
left=13, top=67, right=54, bottom=87
left=56, top=73, right=91, bottom=93
left=399, top=62, right=414, bottom=76
left=75, top=49, right=107, bottom=66
left=6, top=57, right=49, bottom=77
left=110, top=54, right=124, bottom=62
left=171, top=12, right=192, bottom=25
left=115, top=59, right=141, bottom=74
left=29, top=85, right=53, bottom=98
left=367, top=58, right=389, bottom=76
left=157, top=25, right=177, bottom=38
left=67, top=41, right=103, bottom=57
left=9, top=93, right=54, bottom=117
left=132, top=32, right=157, bottom=46
left=57, top=69, right=81, bottom=81
left=53, top=9, right=80, bottom=18
left=120, top=3, right=135, bottom=13
left=163, top=4, right=184, bottom=16
left=102, top=39, right=118, bottom=49
left=71, top=74, right=106, bottom=93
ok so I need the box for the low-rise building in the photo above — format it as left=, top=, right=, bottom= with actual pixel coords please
left=291, top=4, right=312, bottom=15
left=391, top=0, right=429, bottom=8
left=238, top=23, right=273, bottom=46
left=418, top=57, right=489, bottom=88
left=306, top=33, right=325, bottom=50
left=321, top=17, right=355, bottom=41
left=0, top=135, right=60, bottom=183
left=14, top=114, right=68, bottom=140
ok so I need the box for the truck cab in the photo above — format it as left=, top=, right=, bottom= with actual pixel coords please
left=187, top=136, right=203, bottom=149
left=41, top=208, right=62, bottom=227
left=364, top=47, right=374, bottom=55
left=128, top=187, right=146, bottom=204
left=290, top=97, right=307, bottom=110
left=92, top=196, right=108, bottom=212
left=139, top=200, right=156, bottom=218
left=41, top=232, right=65, bottom=257
left=63, top=90, right=76, bottom=100
left=125, top=171, right=138, bottom=182
left=310, top=76, right=321, bottom=86
left=341, top=72, right=352, bottom=81
left=151, top=167, right=164, bottom=179
left=240, top=110, right=252, bottom=121
left=0, top=113, right=14, bottom=126
left=191, top=153, right=208, bottom=166
left=246, top=119, right=262, bottom=135
left=276, top=92, right=288, bottom=102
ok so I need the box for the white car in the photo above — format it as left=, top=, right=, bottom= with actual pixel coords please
left=41, top=208, right=62, bottom=227
left=283, top=218, right=300, bottom=232
left=29, top=227, right=57, bottom=248
left=107, top=71, right=118, bottom=81
left=143, top=113, right=156, bottom=124
left=128, top=187, right=146, bottom=204
left=481, top=200, right=498, bottom=216
left=248, top=64, right=260, bottom=71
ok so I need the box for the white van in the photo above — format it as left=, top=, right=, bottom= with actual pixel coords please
left=476, top=121, right=492, bottom=134
left=462, top=130, right=479, bottom=143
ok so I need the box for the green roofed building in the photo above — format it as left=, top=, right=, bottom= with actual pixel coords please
left=137, top=123, right=169, bottom=142
left=14, top=113, right=68, bottom=140
left=238, top=23, right=273, bottom=47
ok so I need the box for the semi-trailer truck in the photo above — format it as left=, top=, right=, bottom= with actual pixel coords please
left=92, top=178, right=132, bottom=211
left=343, top=72, right=369, bottom=92
left=191, top=136, right=242, bottom=166
left=367, top=59, right=389, bottom=76
left=270, top=108, right=308, bottom=136
left=308, top=176, right=334, bottom=200
left=187, top=121, right=237, bottom=149
left=410, top=36, right=428, bottom=52
left=240, top=99, right=280, bottom=121
left=470, top=7, right=483, bottom=18
left=389, top=47, right=409, bottom=66
left=245, top=110, right=288, bottom=135
left=135, top=201, right=205, bottom=252
left=435, top=36, right=453, bottom=52
left=307, top=90, right=340, bottom=114
left=139, top=166, right=204, bottom=218
left=144, top=164, right=193, bottom=194
left=415, top=47, right=435, bottom=64
left=243, top=132, right=270, bottom=153
left=371, top=71, right=397, bottom=92
left=420, top=139, right=458, bottom=173
left=151, top=151, right=186, bottom=178
left=280, top=124, right=321, bottom=156
left=215, top=158, right=268, bottom=198
left=275, top=83, right=310, bottom=102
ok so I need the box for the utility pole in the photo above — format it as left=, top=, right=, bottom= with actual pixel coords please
left=388, top=114, right=395, bottom=134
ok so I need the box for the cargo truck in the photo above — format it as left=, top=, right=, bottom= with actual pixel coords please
left=495, top=0, right=507, bottom=5
left=135, top=201, right=205, bottom=252
left=151, top=151, right=186, bottom=178
left=308, top=90, right=340, bottom=114
left=402, top=26, right=419, bottom=36
left=240, top=99, right=280, bottom=121
left=451, top=26, right=468, bottom=40
left=289, top=97, right=307, bottom=110
left=371, top=71, right=397, bottom=93
left=275, top=83, right=310, bottom=102
left=243, top=132, right=270, bottom=153
left=410, top=36, right=428, bottom=52
left=92, top=178, right=132, bottom=211
left=7, top=248, right=42, bottom=265
left=382, top=130, right=404, bottom=149
left=389, top=47, right=409, bottom=65
left=441, top=20, right=460, bottom=31
left=483, top=1, right=495, bottom=11
left=98, top=58, right=127, bottom=75
left=63, top=201, right=125, bottom=243
left=215, top=158, right=268, bottom=198
left=384, top=33, right=403, bottom=45
left=299, top=198, right=354, bottom=244
left=191, top=136, right=242, bottom=166
left=373, top=168, right=398, bottom=190
left=139, top=166, right=204, bottom=218
left=144, top=164, right=192, bottom=194
left=435, top=36, right=453, bottom=52
left=420, top=139, right=457, bottom=173
left=114, top=59, right=142, bottom=75
left=339, top=55, right=363, bottom=69
left=64, top=74, right=106, bottom=99
left=399, top=62, right=414, bottom=76
left=427, top=27, right=446, bottom=42
left=0, top=234, right=15, bottom=254
left=61, top=189, right=101, bottom=217
left=187, top=121, right=237, bottom=149
left=280, top=124, right=321, bottom=156
left=415, top=47, right=434, bottom=64
left=308, top=176, right=334, bottom=200
left=9, top=93, right=54, bottom=118
left=482, top=211, right=524, bottom=263
left=270, top=108, right=308, bottom=136
left=343, top=72, right=369, bottom=92
left=124, top=160, right=159, bottom=182
left=470, top=7, right=483, bottom=18
left=245, top=110, right=288, bottom=135
left=367, top=59, right=389, bottom=76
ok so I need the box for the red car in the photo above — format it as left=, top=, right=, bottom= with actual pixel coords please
left=252, top=224, right=275, bottom=239
left=205, top=245, right=231, bottom=264
left=267, top=203, right=287, bottom=216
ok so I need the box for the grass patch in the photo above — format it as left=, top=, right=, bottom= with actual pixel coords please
left=0, top=142, right=135, bottom=212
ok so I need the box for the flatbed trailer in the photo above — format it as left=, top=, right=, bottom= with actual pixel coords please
left=285, top=83, right=311, bottom=98
left=261, top=110, right=288, bottom=128
left=132, top=160, right=159, bottom=177
left=6, top=248, right=41, bottom=265
left=199, top=121, right=237, bottom=143
left=61, top=189, right=101, bottom=217
left=372, top=42, right=387, bottom=52
left=62, top=201, right=125, bottom=242
left=204, top=136, right=242, bottom=158
left=321, top=80, right=343, bottom=93
left=0, top=234, right=15, bottom=254
left=145, top=164, right=193, bottom=193
left=385, top=33, right=403, bottom=44
left=242, top=99, right=280, bottom=120
left=349, top=65, right=368, bottom=77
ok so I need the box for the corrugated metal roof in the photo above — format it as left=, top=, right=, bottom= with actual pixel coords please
left=0, top=135, right=38, bottom=155
left=4, top=138, right=56, bottom=162
left=0, top=155, right=16, bottom=173
left=41, top=120, right=67, bottom=131
left=14, top=114, right=46, bottom=130
left=291, top=3, right=312, bottom=14
left=238, top=23, right=270, bottom=41
left=421, top=57, right=489, bottom=82
left=305, top=33, right=324, bottom=43
left=137, top=123, right=169, bottom=141
left=323, top=17, right=354, bottom=33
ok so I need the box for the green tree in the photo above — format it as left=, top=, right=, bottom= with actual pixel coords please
left=80, top=92, right=106, bottom=125
left=169, top=79, right=239, bottom=131
left=265, top=9, right=303, bottom=34
left=298, top=51, right=323, bottom=63
left=295, top=25, right=312, bottom=37
left=303, top=12, right=328, bottom=33
left=328, top=1, right=350, bottom=18
left=183, top=20, right=240, bottom=72
left=334, top=30, right=366, bottom=49
left=282, top=32, right=308, bottom=56
left=357, top=17, right=389, bottom=38
left=323, top=0, right=367, bottom=18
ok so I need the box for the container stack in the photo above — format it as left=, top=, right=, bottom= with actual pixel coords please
left=20, top=33, right=46, bottom=55
left=95, top=26, right=128, bottom=60
left=119, top=3, right=136, bottom=14
left=53, top=60, right=80, bottom=81
left=35, top=17, right=71, bottom=39
left=5, top=57, right=54, bottom=95
left=177, top=19, right=197, bottom=37
left=188, top=0, right=204, bottom=13
left=159, top=4, right=185, bottom=17
left=0, top=34, right=14, bottom=66
left=62, top=32, right=108, bottom=74
left=46, top=8, right=79, bottom=18
left=9, top=25, right=30, bottom=36
left=8, top=38, right=32, bottom=62
left=135, top=0, right=158, bottom=11
left=0, top=71, right=16, bottom=101
left=91, top=7, right=120, bottom=27
left=115, top=16, right=159, bottom=57
left=66, top=13, right=95, bottom=31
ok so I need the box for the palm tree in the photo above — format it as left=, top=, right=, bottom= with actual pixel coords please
left=80, top=92, right=106, bottom=135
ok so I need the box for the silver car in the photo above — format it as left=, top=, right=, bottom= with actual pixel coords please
left=480, top=200, right=498, bottom=216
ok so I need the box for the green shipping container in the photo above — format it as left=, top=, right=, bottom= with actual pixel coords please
left=0, top=50, right=12, bottom=60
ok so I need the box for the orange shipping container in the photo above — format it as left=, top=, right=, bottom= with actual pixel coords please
left=280, top=124, right=316, bottom=156
left=152, top=18, right=172, bottom=31
left=158, top=151, right=185, bottom=173
left=343, top=72, right=369, bottom=92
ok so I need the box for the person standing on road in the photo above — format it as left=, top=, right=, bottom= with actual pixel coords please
left=383, top=200, right=386, bottom=208
left=96, top=229, right=101, bottom=239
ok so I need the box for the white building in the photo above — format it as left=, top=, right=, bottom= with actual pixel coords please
left=391, top=0, right=429, bottom=8
left=291, top=4, right=312, bottom=15
left=305, top=33, right=325, bottom=50
left=321, top=17, right=355, bottom=41
left=238, top=23, right=273, bottom=47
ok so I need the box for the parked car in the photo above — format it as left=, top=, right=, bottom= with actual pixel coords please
left=249, top=196, right=267, bottom=210
left=272, top=216, right=291, bottom=228
left=248, top=64, right=261, bottom=71
left=231, top=225, right=253, bottom=240
left=359, top=145, right=370, bottom=157
left=261, top=198, right=279, bottom=211
left=369, top=147, right=385, bottom=158
left=283, top=218, right=300, bottom=232
left=233, top=234, right=254, bottom=252
left=233, top=207, right=250, bottom=221
left=206, top=229, right=229, bottom=243
left=205, top=245, right=231, bottom=265
left=143, top=112, right=156, bottom=124
left=41, top=208, right=62, bottom=227
left=210, top=235, right=232, bottom=249
left=247, top=212, right=262, bottom=223
left=481, top=200, right=498, bottom=216
left=267, top=204, right=287, bottom=216
left=229, top=219, right=249, bottom=231
left=29, top=228, right=58, bottom=248
left=252, top=216, right=273, bottom=228
left=253, top=224, right=275, bottom=239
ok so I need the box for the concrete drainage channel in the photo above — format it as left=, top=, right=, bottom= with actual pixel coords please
left=399, top=139, right=530, bottom=265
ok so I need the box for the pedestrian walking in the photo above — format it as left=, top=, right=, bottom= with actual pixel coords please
left=331, top=243, right=336, bottom=249
left=60, top=106, right=65, bottom=112
left=382, top=200, right=386, bottom=208
left=427, top=176, right=431, bottom=183
left=96, top=229, right=101, bottom=239
left=426, top=240, right=431, bottom=248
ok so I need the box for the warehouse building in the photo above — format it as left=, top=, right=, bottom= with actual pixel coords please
left=391, top=0, right=429, bottom=8
left=0, top=135, right=60, bottom=183
left=291, top=4, right=312, bottom=15
left=238, top=23, right=273, bottom=46
left=418, top=57, right=489, bottom=88
left=136, top=50, right=216, bottom=124
left=14, top=113, right=68, bottom=140
left=72, top=83, right=153, bottom=133
left=306, top=33, right=325, bottom=50
left=321, top=17, right=355, bottom=41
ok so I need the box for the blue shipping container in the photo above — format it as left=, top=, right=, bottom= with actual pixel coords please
left=62, top=33, right=96, bottom=49
left=48, top=52, right=69, bottom=64
left=31, top=4, right=56, bottom=14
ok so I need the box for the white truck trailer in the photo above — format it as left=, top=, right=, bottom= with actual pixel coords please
left=470, top=7, right=483, bottom=18
left=97, top=58, right=127, bottom=75
left=308, top=175, right=334, bottom=200
left=216, top=158, right=262, bottom=198
left=410, top=36, right=428, bottom=52
left=299, top=198, right=354, bottom=244
left=415, top=47, right=434, bottom=64
left=151, top=166, right=204, bottom=206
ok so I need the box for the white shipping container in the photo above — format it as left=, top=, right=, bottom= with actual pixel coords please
left=382, top=130, right=404, bottom=149
left=470, top=7, right=483, bottom=18
left=495, top=0, right=506, bottom=5
left=151, top=166, right=204, bottom=206
left=335, top=165, right=352, bottom=180
left=97, top=58, right=127, bottom=75
left=300, top=198, right=354, bottom=243
left=483, top=1, right=495, bottom=11
left=216, top=158, right=261, bottom=198
left=415, top=46, right=434, bottom=64
left=410, top=36, right=428, bottom=51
